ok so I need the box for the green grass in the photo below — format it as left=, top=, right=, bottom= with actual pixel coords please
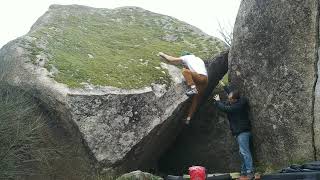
left=27, top=6, right=225, bottom=89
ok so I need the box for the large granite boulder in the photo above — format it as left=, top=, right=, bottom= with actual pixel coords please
left=0, top=39, right=189, bottom=173
left=0, top=4, right=225, bottom=174
left=315, top=51, right=320, bottom=160
left=229, top=0, right=318, bottom=169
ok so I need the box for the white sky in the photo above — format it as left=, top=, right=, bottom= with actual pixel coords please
left=0, top=0, right=241, bottom=48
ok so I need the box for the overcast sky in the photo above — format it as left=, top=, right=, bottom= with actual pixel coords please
left=0, top=0, right=241, bottom=48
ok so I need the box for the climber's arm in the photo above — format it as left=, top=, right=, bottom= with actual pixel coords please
left=214, top=96, right=247, bottom=113
left=219, top=81, right=231, bottom=94
left=158, top=52, right=182, bottom=65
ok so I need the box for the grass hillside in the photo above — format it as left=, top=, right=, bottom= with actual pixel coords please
left=26, top=5, right=225, bottom=89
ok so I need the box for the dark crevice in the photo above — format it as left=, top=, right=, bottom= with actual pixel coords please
left=312, top=1, right=319, bottom=161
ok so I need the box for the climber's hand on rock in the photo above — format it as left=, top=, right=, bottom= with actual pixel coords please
left=214, top=94, right=220, bottom=101
left=158, top=52, right=165, bottom=58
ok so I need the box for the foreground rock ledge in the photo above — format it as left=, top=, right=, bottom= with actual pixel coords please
left=0, top=38, right=189, bottom=172
left=116, top=170, right=163, bottom=180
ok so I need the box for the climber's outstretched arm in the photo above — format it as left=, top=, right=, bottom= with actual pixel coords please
left=158, top=52, right=182, bottom=65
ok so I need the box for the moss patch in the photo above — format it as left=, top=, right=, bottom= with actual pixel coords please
left=28, top=6, right=225, bottom=89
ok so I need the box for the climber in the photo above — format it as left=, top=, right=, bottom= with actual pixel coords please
left=158, top=51, right=208, bottom=125
left=213, top=81, right=255, bottom=180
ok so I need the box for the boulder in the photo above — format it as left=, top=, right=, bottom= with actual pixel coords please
left=0, top=39, right=189, bottom=173
left=229, top=0, right=318, bottom=169
left=116, top=170, right=163, bottom=180
left=0, top=4, right=226, bottom=174
left=315, top=50, right=320, bottom=160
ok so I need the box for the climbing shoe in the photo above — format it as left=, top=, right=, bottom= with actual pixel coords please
left=185, top=119, right=190, bottom=125
left=185, top=87, right=198, bottom=97
left=184, top=117, right=191, bottom=125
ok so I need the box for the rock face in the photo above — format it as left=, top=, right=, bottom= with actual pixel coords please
left=203, top=51, right=229, bottom=102
left=159, top=51, right=238, bottom=173
left=315, top=50, right=320, bottom=160
left=68, top=63, right=189, bottom=172
left=229, top=0, right=318, bottom=169
left=0, top=4, right=227, bottom=174
left=116, top=170, right=163, bottom=180
left=0, top=39, right=189, bottom=173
